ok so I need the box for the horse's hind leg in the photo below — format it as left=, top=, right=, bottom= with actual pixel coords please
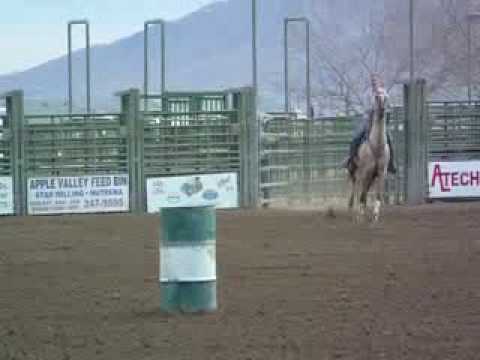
left=353, top=174, right=372, bottom=223
left=359, top=187, right=368, bottom=219
left=351, top=179, right=366, bottom=223
left=373, top=174, right=385, bottom=222
left=351, top=177, right=364, bottom=223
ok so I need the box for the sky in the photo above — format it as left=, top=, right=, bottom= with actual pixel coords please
left=0, top=0, right=219, bottom=75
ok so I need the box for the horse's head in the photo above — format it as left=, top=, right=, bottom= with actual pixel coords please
left=371, top=74, right=387, bottom=120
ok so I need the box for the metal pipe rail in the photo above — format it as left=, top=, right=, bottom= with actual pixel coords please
left=68, top=20, right=91, bottom=114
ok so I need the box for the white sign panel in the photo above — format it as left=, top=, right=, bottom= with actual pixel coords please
left=0, top=177, right=14, bottom=215
left=147, top=172, right=238, bottom=212
left=429, top=161, right=480, bottom=198
left=28, top=174, right=129, bottom=215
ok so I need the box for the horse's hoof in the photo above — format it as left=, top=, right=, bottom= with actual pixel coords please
left=371, top=212, right=384, bottom=225
left=353, top=214, right=365, bottom=225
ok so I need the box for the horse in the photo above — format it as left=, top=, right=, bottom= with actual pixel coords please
left=346, top=75, right=390, bottom=222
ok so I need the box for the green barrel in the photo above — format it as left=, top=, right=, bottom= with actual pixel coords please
left=159, top=206, right=217, bottom=313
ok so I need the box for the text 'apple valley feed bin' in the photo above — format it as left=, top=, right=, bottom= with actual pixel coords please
left=159, top=206, right=217, bottom=313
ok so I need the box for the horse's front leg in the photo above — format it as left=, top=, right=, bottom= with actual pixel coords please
left=359, top=185, right=368, bottom=221
left=353, top=177, right=368, bottom=224
left=351, top=179, right=362, bottom=223
left=348, top=177, right=356, bottom=211
left=373, top=171, right=386, bottom=222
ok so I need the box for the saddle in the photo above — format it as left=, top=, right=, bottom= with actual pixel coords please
left=342, top=130, right=396, bottom=175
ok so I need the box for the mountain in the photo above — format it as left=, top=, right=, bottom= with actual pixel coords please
left=0, top=0, right=312, bottom=112
left=3, top=0, right=461, bottom=114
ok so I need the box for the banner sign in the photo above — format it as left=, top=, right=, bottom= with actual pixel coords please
left=147, top=172, right=238, bottom=212
left=27, top=174, right=129, bottom=215
left=429, top=161, right=480, bottom=198
left=0, top=177, right=13, bottom=215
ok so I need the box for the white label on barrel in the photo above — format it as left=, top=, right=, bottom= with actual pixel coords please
left=160, top=243, right=216, bottom=282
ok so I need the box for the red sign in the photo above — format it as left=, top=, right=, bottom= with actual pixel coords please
left=429, top=161, right=480, bottom=198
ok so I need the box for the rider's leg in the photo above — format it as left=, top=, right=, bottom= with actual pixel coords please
left=350, top=129, right=366, bottom=159
left=343, top=126, right=367, bottom=169
left=387, top=133, right=396, bottom=174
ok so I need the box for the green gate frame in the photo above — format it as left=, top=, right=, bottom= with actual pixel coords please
left=3, top=87, right=258, bottom=215
left=138, top=88, right=258, bottom=212
left=2, top=91, right=25, bottom=215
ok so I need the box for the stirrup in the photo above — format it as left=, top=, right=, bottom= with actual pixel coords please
left=388, top=164, right=397, bottom=174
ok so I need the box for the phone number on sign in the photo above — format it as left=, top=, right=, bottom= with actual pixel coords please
left=83, top=198, right=124, bottom=209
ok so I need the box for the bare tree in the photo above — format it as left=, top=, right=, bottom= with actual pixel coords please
left=284, top=0, right=480, bottom=114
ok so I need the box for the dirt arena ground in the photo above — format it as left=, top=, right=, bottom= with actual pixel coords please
left=1, top=203, right=480, bottom=359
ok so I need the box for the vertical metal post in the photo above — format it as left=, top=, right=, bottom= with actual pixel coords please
left=404, top=79, right=427, bottom=205
left=237, top=90, right=249, bottom=208
left=466, top=13, right=480, bottom=102
left=68, top=20, right=91, bottom=114
left=284, top=17, right=312, bottom=200
left=161, top=23, right=166, bottom=95
left=86, top=23, right=91, bottom=113
left=305, top=20, right=311, bottom=200
left=468, top=21, right=472, bottom=102
left=283, top=17, right=311, bottom=116
left=409, top=0, right=415, bottom=83
left=392, top=108, right=402, bottom=204
left=251, top=1, right=259, bottom=207
left=306, top=20, right=311, bottom=118
left=144, top=19, right=166, bottom=110
left=284, top=19, right=289, bottom=113
left=251, top=0, right=258, bottom=97
left=119, top=89, right=141, bottom=213
left=68, top=25, right=72, bottom=114
left=5, top=91, right=25, bottom=215
left=236, top=87, right=258, bottom=208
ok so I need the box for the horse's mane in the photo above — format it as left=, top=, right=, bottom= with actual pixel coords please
left=366, top=108, right=375, bottom=137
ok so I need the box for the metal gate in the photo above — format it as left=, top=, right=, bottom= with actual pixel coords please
left=138, top=89, right=256, bottom=210
left=20, top=112, right=131, bottom=214
left=23, top=113, right=129, bottom=177
left=0, top=109, right=14, bottom=215
left=1, top=93, right=20, bottom=215
left=141, top=92, right=240, bottom=177
left=429, top=101, right=480, bottom=161
left=1, top=88, right=257, bottom=215
left=0, top=112, right=12, bottom=178
left=260, top=110, right=406, bottom=207
left=260, top=113, right=357, bottom=207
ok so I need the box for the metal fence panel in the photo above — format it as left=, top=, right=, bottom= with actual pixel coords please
left=260, top=110, right=406, bottom=207
left=142, top=93, right=241, bottom=178
left=428, top=102, right=480, bottom=161
left=0, top=114, right=12, bottom=177
left=388, top=106, right=407, bottom=204
left=23, top=113, right=128, bottom=177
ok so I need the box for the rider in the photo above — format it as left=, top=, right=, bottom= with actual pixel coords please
left=345, top=84, right=396, bottom=175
